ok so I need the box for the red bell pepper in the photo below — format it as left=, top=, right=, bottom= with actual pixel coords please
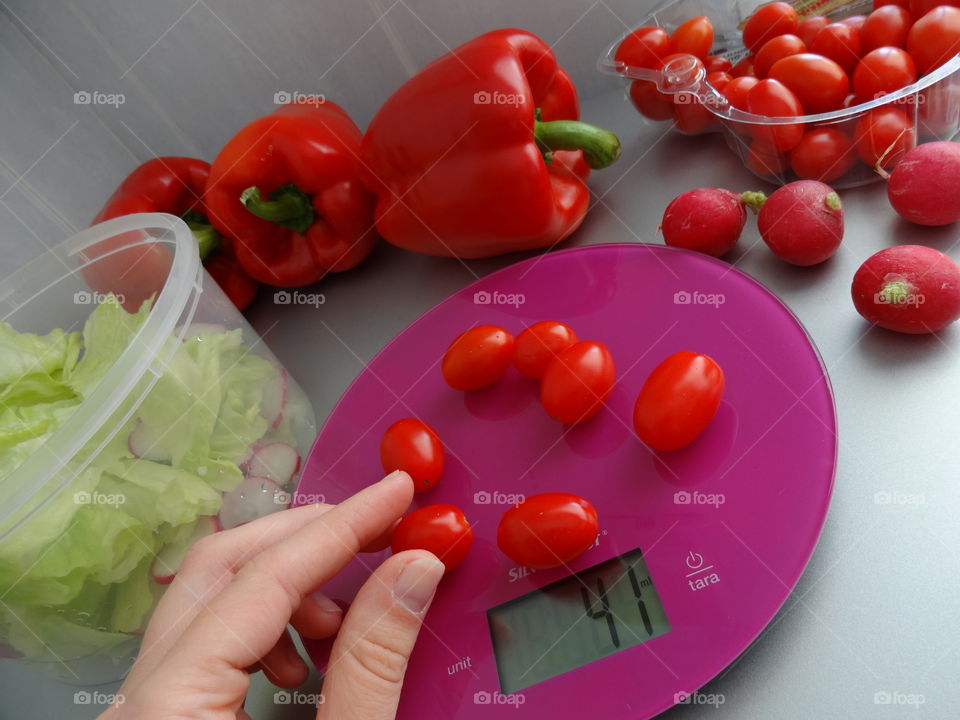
left=205, top=100, right=378, bottom=287
left=89, top=157, right=259, bottom=311
left=360, top=28, right=622, bottom=259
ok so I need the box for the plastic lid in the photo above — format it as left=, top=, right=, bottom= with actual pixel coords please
left=0, top=213, right=199, bottom=535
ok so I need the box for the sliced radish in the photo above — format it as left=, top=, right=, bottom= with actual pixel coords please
left=259, top=367, right=288, bottom=429
left=150, top=516, right=219, bottom=584
left=218, top=476, right=290, bottom=530
left=128, top=419, right=173, bottom=463
left=246, top=442, right=300, bottom=485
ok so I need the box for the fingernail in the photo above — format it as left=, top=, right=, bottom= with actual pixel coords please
left=383, top=469, right=410, bottom=485
left=286, top=642, right=304, bottom=667
left=310, top=591, right=342, bottom=615
left=393, top=556, right=444, bottom=615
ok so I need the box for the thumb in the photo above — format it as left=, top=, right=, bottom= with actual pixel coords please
left=317, top=550, right=444, bottom=720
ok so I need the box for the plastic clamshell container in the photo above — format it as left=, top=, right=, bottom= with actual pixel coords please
left=0, top=213, right=315, bottom=683
left=598, top=0, right=960, bottom=187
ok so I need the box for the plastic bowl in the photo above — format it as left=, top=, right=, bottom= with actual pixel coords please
left=598, top=0, right=960, bottom=187
left=0, top=213, right=315, bottom=683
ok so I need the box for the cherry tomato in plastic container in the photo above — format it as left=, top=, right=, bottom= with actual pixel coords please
left=442, top=325, right=514, bottom=391
left=745, top=79, right=805, bottom=151
left=853, top=106, right=917, bottom=168
left=672, top=92, right=717, bottom=134
left=633, top=351, right=725, bottom=452
left=747, top=142, right=790, bottom=177
left=811, top=22, right=862, bottom=75
left=668, top=16, right=714, bottom=60
left=743, top=2, right=799, bottom=53
left=540, top=340, right=616, bottom=424
left=797, top=16, right=829, bottom=47
left=705, top=55, right=733, bottom=73
left=392, top=504, right=473, bottom=571
left=790, top=127, right=856, bottom=182
left=730, top=55, right=757, bottom=78
left=909, top=0, right=960, bottom=18
left=853, top=47, right=917, bottom=102
left=907, top=6, right=960, bottom=76
left=497, top=493, right=599, bottom=569
left=615, top=25, right=669, bottom=69
left=380, top=418, right=444, bottom=493
left=753, top=34, right=807, bottom=78
left=861, top=6, right=913, bottom=52
left=629, top=80, right=676, bottom=121
left=722, top=76, right=760, bottom=111
left=513, top=321, right=579, bottom=379
left=768, top=53, right=849, bottom=114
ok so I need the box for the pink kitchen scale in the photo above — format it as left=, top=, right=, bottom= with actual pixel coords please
left=294, top=242, right=837, bottom=719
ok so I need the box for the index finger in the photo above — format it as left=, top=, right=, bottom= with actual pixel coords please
left=160, top=470, right=413, bottom=672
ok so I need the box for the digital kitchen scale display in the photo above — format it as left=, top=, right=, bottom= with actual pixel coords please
left=296, top=243, right=837, bottom=719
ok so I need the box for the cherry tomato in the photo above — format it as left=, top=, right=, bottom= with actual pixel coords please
left=743, top=2, right=799, bottom=52
left=730, top=55, right=757, bottom=77
left=380, top=418, right=444, bottom=493
left=753, top=34, right=807, bottom=77
left=853, top=47, right=917, bottom=102
left=768, top=53, right=849, bottom=113
left=745, top=78, right=806, bottom=151
left=633, top=351, right=725, bottom=452
left=811, top=22, right=862, bottom=74
left=842, top=93, right=857, bottom=108
left=797, top=16, right=830, bottom=47
left=706, top=70, right=733, bottom=92
left=540, top=341, right=616, bottom=424
left=790, top=127, right=856, bottom=181
left=840, top=14, right=867, bottom=31
left=629, top=80, right=675, bottom=121
left=392, top=504, right=473, bottom=571
left=910, top=0, right=960, bottom=17
left=854, top=106, right=917, bottom=168
left=615, top=25, right=669, bottom=69
left=442, top=325, right=514, bottom=391
left=497, top=493, right=598, bottom=570
left=907, top=6, right=960, bottom=75
left=673, top=92, right=716, bottom=134
left=705, top=55, right=733, bottom=73
left=669, top=16, right=714, bottom=59
left=747, top=141, right=790, bottom=177
left=722, top=75, right=760, bottom=110
left=513, top=321, right=579, bottom=379
left=861, top=6, right=913, bottom=52
left=875, top=0, right=909, bottom=7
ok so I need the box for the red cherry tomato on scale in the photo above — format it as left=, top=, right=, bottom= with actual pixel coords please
left=513, top=321, right=579, bottom=379
left=442, top=325, right=514, bottom=391
left=669, top=16, right=714, bottom=59
left=861, top=6, right=913, bottom=52
left=790, top=127, right=856, bottom=182
left=497, top=493, right=599, bottom=569
left=615, top=26, right=669, bottom=69
left=797, top=16, right=829, bottom=47
left=743, top=2, right=799, bottom=52
left=908, top=6, right=960, bottom=76
left=853, top=47, right=917, bottom=102
left=745, top=79, right=805, bottom=151
left=753, top=34, right=807, bottom=77
left=811, top=22, right=862, bottom=74
left=768, top=53, right=849, bottom=113
left=540, top=341, right=616, bottom=424
left=633, top=351, right=725, bottom=452
left=392, top=504, right=473, bottom=571
left=380, top=418, right=444, bottom=493
left=854, top=106, right=917, bottom=168
left=705, top=55, right=733, bottom=73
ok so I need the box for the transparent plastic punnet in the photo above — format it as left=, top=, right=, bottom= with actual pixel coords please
left=0, top=213, right=315, bottom=683
left=598, top=0, right=960, bottom=187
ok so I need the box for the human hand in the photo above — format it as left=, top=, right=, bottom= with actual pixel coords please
left=100, top=470, right=444, bottom=719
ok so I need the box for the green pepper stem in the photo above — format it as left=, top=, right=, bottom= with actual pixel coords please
left=240, top=184, right=314, bottom=234
left=534, top=113, right=622, bottom=170
left=181, top=210, right=219, bottom=260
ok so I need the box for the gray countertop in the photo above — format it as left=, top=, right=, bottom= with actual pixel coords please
left=3, top=87, right=959, bottom=719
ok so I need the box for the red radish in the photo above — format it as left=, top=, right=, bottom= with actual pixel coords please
left=259, top=366, right=288, bottom=428
left=218, top=476, right=289, bottom=530
left=757, top=181, right=844, bottom=266
left=852, top=245, right=960, bottom=333
left=150, top=516, right=219, bottom=584
left=885, top=142, right=960, bottom=226
left=661, top=188, right=766, bottom=257
left=245, top=442, right=300, bottom=485
left=128, top=419, right=173, bottom=463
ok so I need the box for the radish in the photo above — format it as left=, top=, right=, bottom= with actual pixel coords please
left=661, top=188, right=766, bottom=257
left=886, top=142, right=960, bottom=227
left=852, top=245, right=960, bottom=334
left=757, top=180, right=844, bottom=266
left=259, top=367, right=288, bottom=429
left=245, top=442, right=300, bottom=485
left=128, top=419, right=173, bottom=463
left=150, top=516, right=219, bottom=584
left=218, top=476, right=289, bottom=530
